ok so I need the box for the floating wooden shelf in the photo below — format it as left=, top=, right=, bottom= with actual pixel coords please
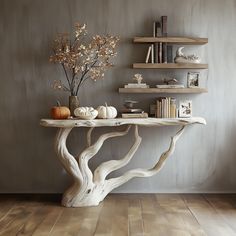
left=119, top=88, right=208, bottom=94
left=133, top=37, right=208, bottom=45
left=133, top=63, right=208, bottom=69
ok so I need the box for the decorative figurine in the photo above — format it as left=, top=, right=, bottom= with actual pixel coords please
left=174, top=47, right=201, bottom=64
left=124, top=74, right=149, bottom=89
left=163, top=77, right=178, bottom=85
left=133, top=74, right=143, bottom=84
left=156, top=77, right=184, bottom=89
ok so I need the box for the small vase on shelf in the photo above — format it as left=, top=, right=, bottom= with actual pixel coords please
left=69, top=96, right=79, bottom=116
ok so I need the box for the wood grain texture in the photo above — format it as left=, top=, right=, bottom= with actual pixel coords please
left=0, top=194, right=236, bottom=235
left=133, top=37, right=208, bottom=45
left=128, top=196, right=144, bottom=235
left=40, top=117, right=206, bottom=128
left=133, top=63, right=208, bottom=69
left=32, top=206, right=63, bottom=236
left=119, top=87, right=208, bottom=94
left=154, top=194, right=207, bottom=235
left=183, top=195, right=236, bottom=236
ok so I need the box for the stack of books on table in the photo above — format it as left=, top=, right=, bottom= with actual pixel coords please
left=124, top=83, right=149, bottom=88
left=121, top=108, right=148, bottom=118
left=156, top=97, right=177, bottom=118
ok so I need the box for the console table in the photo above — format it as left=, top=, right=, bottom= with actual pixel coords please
left=40, top=117, right=206, bottom=207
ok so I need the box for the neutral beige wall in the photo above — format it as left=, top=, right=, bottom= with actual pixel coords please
left=1, top=0, right=236, bottom=193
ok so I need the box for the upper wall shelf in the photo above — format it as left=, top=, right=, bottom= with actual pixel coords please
left=133, top=63, right=208, bottom=69
left=133, top=37, right=208, bottom=45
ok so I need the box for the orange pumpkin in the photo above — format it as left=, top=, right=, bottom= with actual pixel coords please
left=51, top=102, right=71, bottom=119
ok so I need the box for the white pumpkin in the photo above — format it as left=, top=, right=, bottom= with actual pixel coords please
left=74, top=107, right=98, bottom=120
left=96, top=103, right=117, bottom=119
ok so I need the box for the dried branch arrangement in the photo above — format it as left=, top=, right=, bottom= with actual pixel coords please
left=50, top=23, right=119, bottom=96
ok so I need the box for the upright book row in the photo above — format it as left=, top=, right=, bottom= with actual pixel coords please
left=156, top=97, right=177, bottom=118
left=145, top=16, right=173, bottom=64
left=155, top=97, right=193, bottom=118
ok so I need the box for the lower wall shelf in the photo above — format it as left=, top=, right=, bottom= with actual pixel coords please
left=118, top=88, right=208, bottom=94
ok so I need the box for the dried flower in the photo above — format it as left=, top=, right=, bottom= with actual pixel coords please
left=52, top=80, right=70, bottom=92
left=50, top=23, right=119, bottom=96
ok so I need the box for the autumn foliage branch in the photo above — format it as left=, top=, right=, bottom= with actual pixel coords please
left=50, top=23, right=119, bottom=96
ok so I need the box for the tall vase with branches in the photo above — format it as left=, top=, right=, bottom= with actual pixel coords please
left=50, top=23, right=119, bottom=115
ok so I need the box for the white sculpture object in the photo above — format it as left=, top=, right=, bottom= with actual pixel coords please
left=74, top=107, right=98, bottom=120
left=174, top=47, right=201, bottom=64
left=133, top=73, right=143, bottom=84
left=40, top=117, right=206, bottom=207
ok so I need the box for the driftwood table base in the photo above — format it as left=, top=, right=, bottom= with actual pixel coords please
left=40, top=118, right=206, bottom=207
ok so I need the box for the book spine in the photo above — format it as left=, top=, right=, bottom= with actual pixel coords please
left=169, top=97, right=171, bottom=118
left=159, top=100, right=161, bottom=118
left=163, top=99, right=166, bottom=118
left=170, top=103, right=176, bottom=118
left=162, top=43, right=168, bottom=63
left=158, top=42, right=163, bottom=63
left=162, top=100, right=164, bottom=118
left=150, top=104, right=156, bottom=117
left=167, top=45, right=173, bottom=63
left=153, top=21, right=156, bottom=37
left=155, top=21, right=162, bottom=37
left=165, top=99, right=168, bottom=118
left=156, top=100, right=159, bottom=118
left=151, top=44, right=154, bottom=63
left=162, top=98, right=165, bottom=118
left=161, top=16, right=168, bottom=36
left=145, top=46, right=152, bottom=63
left=176, top=108, right=179, bottom=118
left=171, top=107, right=176, bottom=118
left=170, top=98, right=177, bottom=118
left=154, top=43, right=158, bottom=63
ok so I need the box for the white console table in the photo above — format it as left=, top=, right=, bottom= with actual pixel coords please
left=40, top=117, right=206, bottom=207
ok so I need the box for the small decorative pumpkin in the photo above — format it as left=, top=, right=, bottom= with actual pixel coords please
left=74, top=107, right=98, bottom=120
left=51, top=101, right=71, bottom=119
left=96, top=103, right=117, bottom=119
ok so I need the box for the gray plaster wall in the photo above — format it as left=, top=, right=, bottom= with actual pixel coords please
left=0, top=0, right=236, bottom=193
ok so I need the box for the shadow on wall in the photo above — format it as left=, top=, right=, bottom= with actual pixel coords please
left=191, top=123, right=236, bottom=193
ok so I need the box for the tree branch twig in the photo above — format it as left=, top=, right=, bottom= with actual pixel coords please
left=105, top=126, right=185, bottom=192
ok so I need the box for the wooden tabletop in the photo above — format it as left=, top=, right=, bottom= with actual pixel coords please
left=40, top=117, right=206, bottom=128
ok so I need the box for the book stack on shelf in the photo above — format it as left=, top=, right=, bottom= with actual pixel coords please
left=145, top=16, right=173, bottom=64
left=124, top=83, right=149, bottom=89
left=121, top=100, right=148, bottom=118
left=156, top=97, right=177, bottom=118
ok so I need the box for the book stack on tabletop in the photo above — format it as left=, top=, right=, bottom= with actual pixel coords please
left=121, top=100, right=148, bottom=118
